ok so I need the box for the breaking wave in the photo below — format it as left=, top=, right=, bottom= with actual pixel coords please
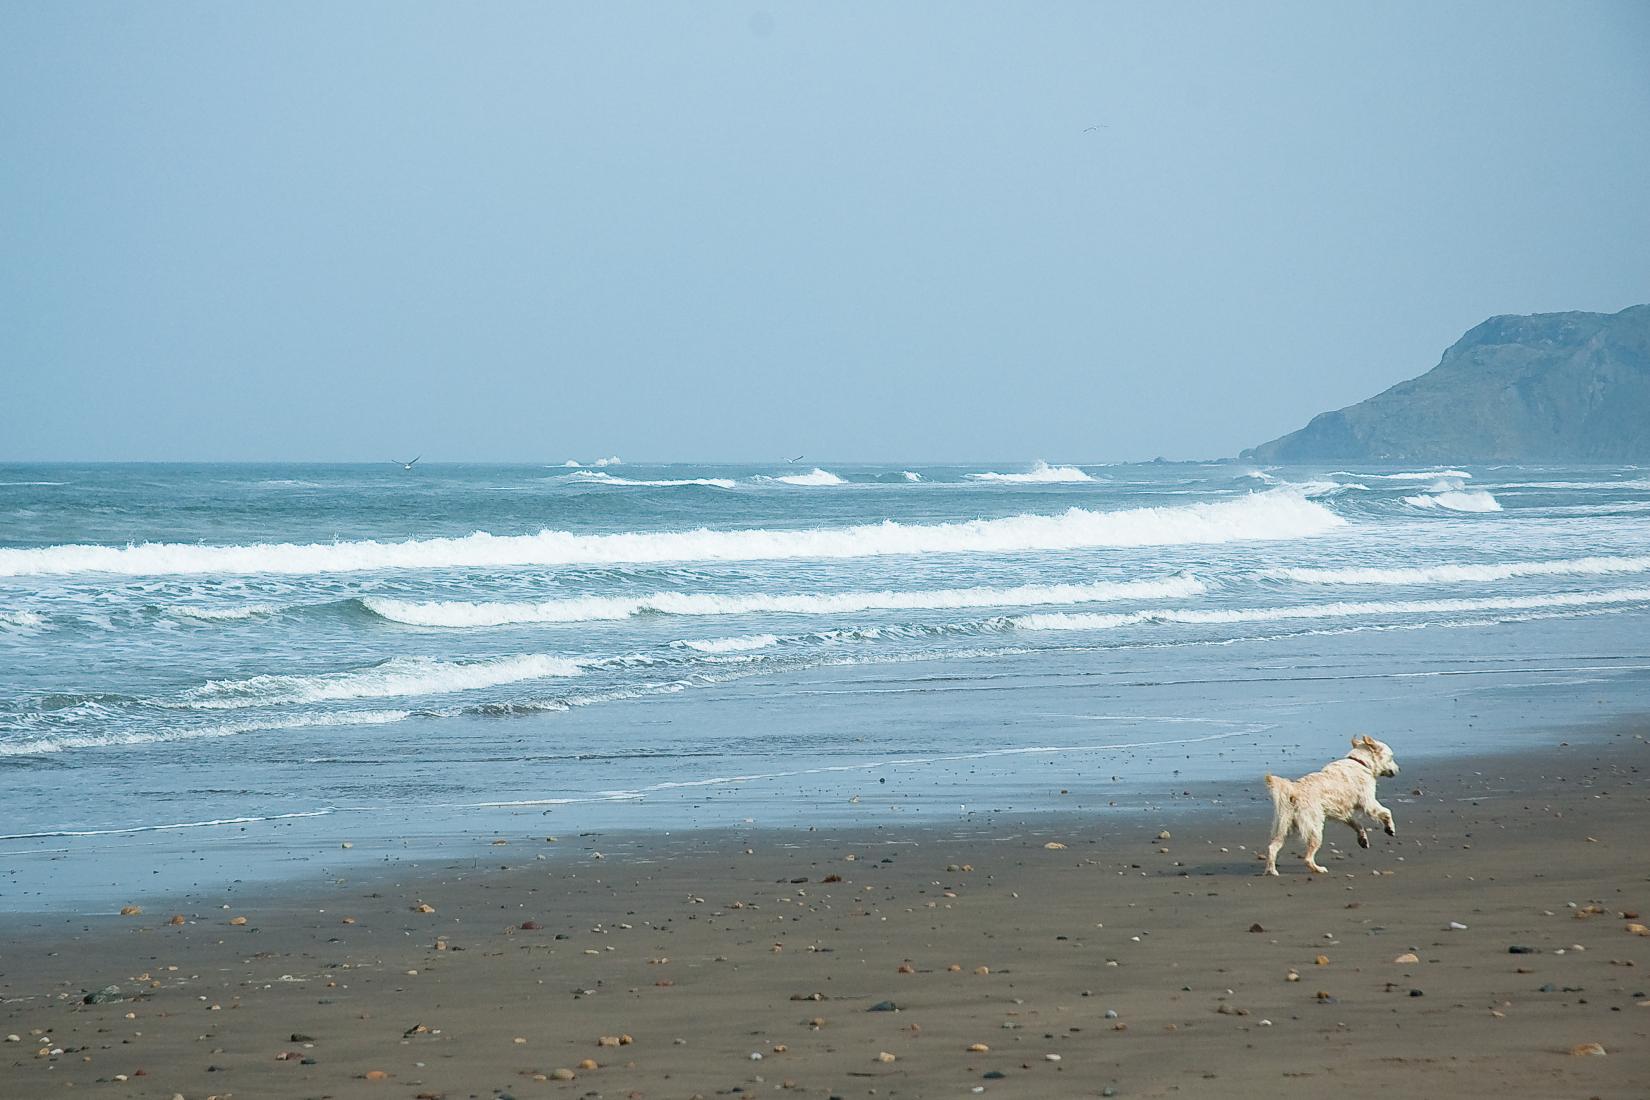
left=1404, top=489, right=1502, bottom=512
left=675, top=634, right=783, bottom=654
left=564, top=471, right=737, bottom=489
left=1010, top=587, right=1650, bottom=632
left=358, top=576, right=1206, bottom=627
left=171, top=653, right=587, bottom=709
left=168, top=603, right=282, bottom=622
left=966, top=461, right=1094, bottom=484
left=1270, top=555, right=1650, bottom=587
left=0, top=609, right=44, bottom=629
left=1334, top=470, right=1472, bottom=480
left=0, top=710, right=410, bottom=757
left=0, top=491, right=1344, bottom=577
left=759, top=468, right=846, bottom=486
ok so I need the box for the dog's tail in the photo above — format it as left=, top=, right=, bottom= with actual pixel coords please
left=1264, top=773, right=1296, bottom=835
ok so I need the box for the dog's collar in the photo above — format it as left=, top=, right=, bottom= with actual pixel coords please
left=1346, top=752, right=1376, bottom=774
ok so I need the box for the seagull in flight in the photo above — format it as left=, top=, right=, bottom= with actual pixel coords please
left=1083, top=124, right=1108, bottom=132
left=393, top=456, right=421, bottom=471
left=788, top=454, right=805, bottom=463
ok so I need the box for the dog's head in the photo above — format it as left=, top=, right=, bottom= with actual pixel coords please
left=1351, top=735, right=1399, bottom=777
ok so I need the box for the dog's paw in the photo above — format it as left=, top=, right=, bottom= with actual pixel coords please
left=1307, top=863, right=1328, bottom=874
left=1357, top=832, right=1370, bottom=849
left=1384, top=823, right=1396, bottom=837
left=1262, top=867, right=1279, bottom=877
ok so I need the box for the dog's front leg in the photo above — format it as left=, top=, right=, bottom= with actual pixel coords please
left=1343, top=817, right=1369, bottom=849
left=1369, top=798, right=1396, bottom=837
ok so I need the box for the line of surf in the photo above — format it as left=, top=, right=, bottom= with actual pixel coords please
left=1009, top=586, right=1650, bottom=632
left=0, top=490, right=1344, bottom=577
left=359, top=576, right=1207, bottom=628
left=1270, top=555, right=1650, bottom=586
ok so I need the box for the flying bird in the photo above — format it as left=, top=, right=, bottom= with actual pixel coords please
left=1083, top=124, right=1108, bottom=132
left=788, top=454, right=805, bottom=463
left=393, top=456, right=421, bottom=470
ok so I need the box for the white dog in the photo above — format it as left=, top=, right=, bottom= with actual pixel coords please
left=1263, top=736, right=1399, bottom=875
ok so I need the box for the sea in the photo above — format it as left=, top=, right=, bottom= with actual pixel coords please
left=3, top=460, right=1649, bottom=910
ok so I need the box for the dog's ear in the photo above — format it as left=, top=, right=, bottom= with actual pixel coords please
left=1350, top=736, right=1361, bottom=749
left=1361, top=735, right=1378, bottom=749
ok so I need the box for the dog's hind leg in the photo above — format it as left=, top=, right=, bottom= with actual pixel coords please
left=1301, top=820, right=1328, bottom=874
left=1262, top=774, right=1292, bottom=876
left=1263, top=827, right=1286, bottom=876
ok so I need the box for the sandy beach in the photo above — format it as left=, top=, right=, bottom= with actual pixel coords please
left=2, top=725, right=1646, bottom=1100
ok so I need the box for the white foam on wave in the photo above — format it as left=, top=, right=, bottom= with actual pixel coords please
left=360, top=576, right=1208, bottom=628
left=1332, top=470, right=1472, bottom=481
left=564, top=471, right=737, bottom=489
left=902, top=471, right=923, bottom=482
left=592, top=456, right=623, bottom=467
left=1493, top=479, right=1650, bottom=491
left=1270, top=555, right=1650, bottom=587
left=168, top=603, right=282, bottom=622
left=0, top=609, right=44, bottom=628
left=1404, top=489, right=1502, bottom=512
left=0, top=709, right=410, bottom=758
left=172, top=653, right=586, bottom=710
left=758, top=467, right=846, bottom=486
left=675, top=634, right=783, bottom=654
left=966, top=460, right=1094, bottom=484
left=561, top=460, right=583, bottom=467
left=1009, top=586, right=1650, bottom=632
left=0, top=490, right=1343, bottom=577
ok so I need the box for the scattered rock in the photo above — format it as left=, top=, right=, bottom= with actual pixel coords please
left=228, top=916, right=248, bottom=926
left=82, top=986, right=123, bottom=1005
left=1626, top=923, right=1650, bottom=937
left=412, top=903, right=436, bottom=914
left=1508, top=945, right=1536, bottom=954
left=876, top=1051, right=897, bottom=1063
left=1570, top=1043, right=1607, bottom=1056
left=868, top=1001, right=899, bottom=1012
left=167, top=914, right=186, bottom=925
left=1447, top=921, right=1468, bottom=931
left=550, top=1067, right=576, bottom=1080
left=119, top=906, right=142, bottom=917
left=1394, top=953, right=1420, bottom=964
left=966, top=1043, right=990, bottom=1052
left=1248, top=923, right=1265, bottom=933
left=1044, top=842, right=1067, bottom=850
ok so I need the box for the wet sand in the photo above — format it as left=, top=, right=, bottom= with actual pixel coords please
left=2, top=726, right=1647, bottom=1099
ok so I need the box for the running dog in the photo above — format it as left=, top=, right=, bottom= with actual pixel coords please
left=1263, top=736, right=1398, bottom=875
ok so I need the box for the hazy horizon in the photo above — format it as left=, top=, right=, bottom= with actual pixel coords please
left=4, top=2, right=1648, bottom=463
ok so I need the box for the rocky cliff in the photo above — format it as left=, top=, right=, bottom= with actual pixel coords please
left=1242, top=305, right=1650, bottom=463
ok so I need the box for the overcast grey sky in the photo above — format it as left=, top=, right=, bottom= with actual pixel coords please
left=3, top=1, right=1647, bottom=463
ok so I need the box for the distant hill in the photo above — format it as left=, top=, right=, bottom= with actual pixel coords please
left=1242, top=304, right=1650, bottom=463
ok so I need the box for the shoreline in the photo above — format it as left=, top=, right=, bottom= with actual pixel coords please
left=2, top=722, right=1646, bottom=1097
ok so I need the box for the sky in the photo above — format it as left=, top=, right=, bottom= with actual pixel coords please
left=2, top=1, right=1648, bottom=463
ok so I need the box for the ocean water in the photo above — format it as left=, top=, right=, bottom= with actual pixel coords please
left=3, top=460, right=1650, bottom=909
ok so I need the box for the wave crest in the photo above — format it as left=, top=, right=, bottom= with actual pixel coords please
left=966, top=461, right=1094, bottom=484
left=171, top=653, right=586, bottom=709
left=0, top=491, right=1343, bottom=577
left=1404, top=489, right=1502, bottom=512
left=359, top=576, right=1207, bottom=628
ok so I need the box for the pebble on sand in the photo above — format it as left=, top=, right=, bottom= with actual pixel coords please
left=412, top=903, right=436, bottom=914
left=1570, top=1043, right=1607, bottom=1056
left=876, top=1051, right=897, bottom=1063
left=119, top=906, right=142, bottom=916
left=966, top=1043, right=990, bottom=1052
left=228, top=916, right=248, bottom=926
left=168, top=914, right=186, bottom=925
left=1394, top=953, right=1420, bottom=964
left=1044, top=842, right=1067, bottom=850
left=1626, top=923, right=1650, bottom=937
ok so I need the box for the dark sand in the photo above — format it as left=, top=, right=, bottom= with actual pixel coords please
left=3, top=729, right=1647, bottom=1100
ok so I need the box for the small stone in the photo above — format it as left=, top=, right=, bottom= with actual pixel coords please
left=1314, top=955, right=1329, bottom=966
left=83, top=985, right=123, bottom=1005
left=520, top=920, right=542, bottom=930
left=1447, top=921, right=1468, bottom=931
left=1104, top=1009, right=1118, bottom=1019
left=1044, top=1052, right=1062, bottom=1061
left=1044, top=842, right=1067, bottom=850
left=597, top=1035, right=622, bottom=1047
left=167, top=914, right=185, bottom=925
left=550, top=1068, right=576, bottom=1080
left=228, top=916, right=248, bottom=926
left=577, top=1058, right=599, bottom=1070
left=1394, top=953, right=1419, bottom=964
left=119, top=905, right=142, bottom=916
left=1508, top=945, right=1536, bottom=954
left=966, top=1043, right=989, bottom=1052
left=1409, top=989, right=1424, bottom=997
left=868, top=1000, right=899, bottom=1012
left=876, top=1051, right=897, bottom=1063
left=974, top=966, right=991, bottom=975
left=947, top=963, right=962, bottom=972
left=412, top=903, right=436, bottom=914
left=365, top=1069, right=389, bottom=1080
left=1248, top=923, right=1265, bottom=933
left=1626, top=923, right=1650, bottom=937
left=1285, top=970, right=1300, bottom=982
left=897, top=963, right=914, bottom=974
left=513, top=1036, right=527, bottom=1044
left=1157, top=831, right=1171, bottom=841
left=1570, top=1043, right=1606, bottom=1056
